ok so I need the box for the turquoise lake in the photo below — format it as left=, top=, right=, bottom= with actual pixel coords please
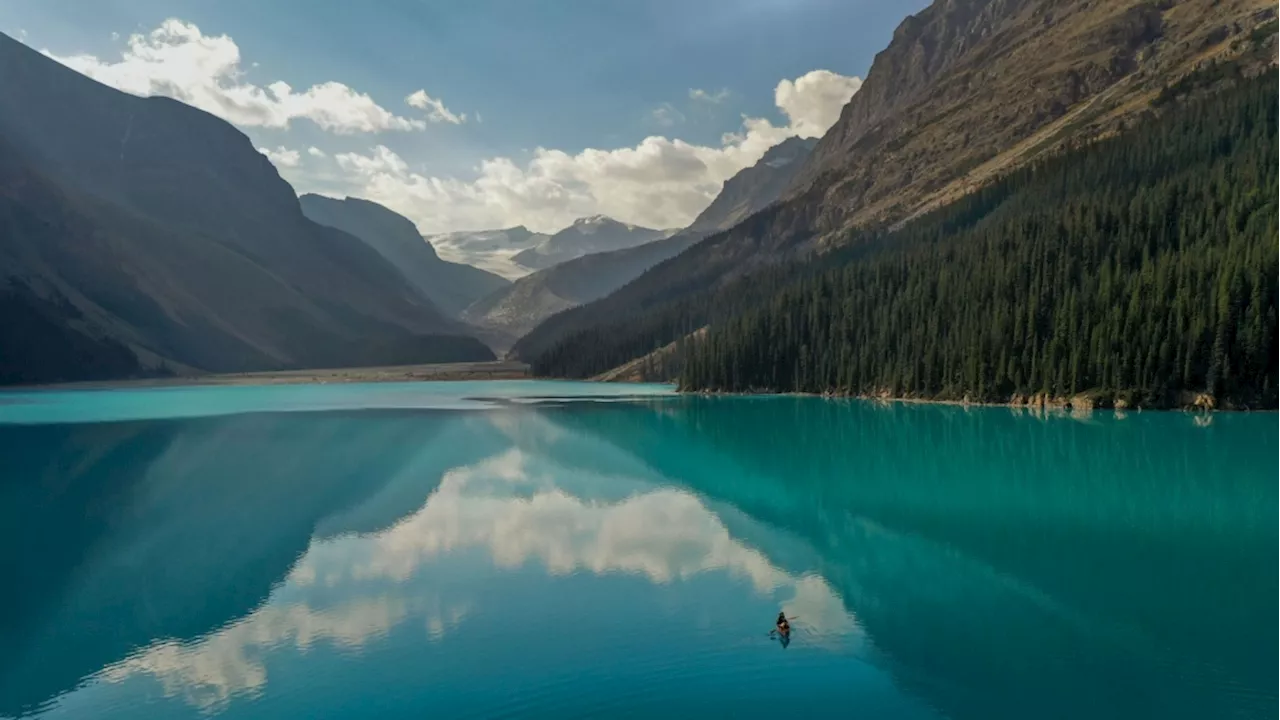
left=0, top=381, right=1274, bottom=719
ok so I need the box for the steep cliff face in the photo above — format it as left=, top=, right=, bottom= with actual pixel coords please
left=791, top=0, right=1275, bottom=233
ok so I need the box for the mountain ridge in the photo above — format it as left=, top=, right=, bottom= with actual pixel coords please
left=299, top=194, right=509, bottom=317
left=510, top=216, right=674, bottom=272
left=0, top=31, right=492, bottom=384
left=512, top=0, right=1276, bottom=369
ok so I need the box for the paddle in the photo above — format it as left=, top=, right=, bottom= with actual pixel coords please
left=768, top=616, right=799, bottom=636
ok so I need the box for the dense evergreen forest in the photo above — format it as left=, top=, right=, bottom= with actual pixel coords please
left=682, top=73, right=1277, bottom=406
left=534, top=71, right=1278, bottom=408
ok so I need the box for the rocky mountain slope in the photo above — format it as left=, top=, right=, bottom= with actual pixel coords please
left=463, top=137, right=815, bottom=346
left=299, top=194, right=509, bottom=317
left=788, top=0, right=1276, bottom=234
left=513, top=0, right=1276, bottom=367
left=0, top=32, right=492, bottom=384
left=510, top=216, right=673, bottom=271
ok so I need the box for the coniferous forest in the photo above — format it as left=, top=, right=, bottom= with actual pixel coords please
left=533, top=71, right=1278, bottom=408
left=680, top=73, right=1277, bottom=406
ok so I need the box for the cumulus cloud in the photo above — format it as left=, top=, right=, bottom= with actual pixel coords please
left=689, top=87, right=730, bottom=104
left=405, top=89, right=466, bottom=124
left=775, top=69, right=863, bottom=137
left=257, top=145, right=301, bottom=168
left=307, top=146, right=327, bottom=158
left=327, top=69, right=861, bottom=234
left=43, top=19, right=455, bottom=134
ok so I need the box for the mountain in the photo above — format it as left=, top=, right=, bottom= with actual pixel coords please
left=512, top=0, right=1276, bottom=373
left=787, top=0, right=1275, bottom=231
left=510, top=216, right=674, bottom=272
left=0, top=32, right=492, bottom=385
left=462, top=138, right=816, bottom=344
left=678, top=74, right=1277, bottom=408
left=686, top=136, right=818, bottom=234
left=426, top=226, right=550, bottom=281
left=299, top=194, right=509, bottom=317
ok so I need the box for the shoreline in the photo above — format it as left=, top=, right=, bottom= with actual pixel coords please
left=6, top=360, right=532, bottom=392
left=675, top=387, right=1271, bottom=412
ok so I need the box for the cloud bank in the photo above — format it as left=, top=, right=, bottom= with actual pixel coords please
left=38, top=18, right=860, bottom=235
left=327, top=69, right=862, bottom=234
left=45, top=19, right=462, bottom=134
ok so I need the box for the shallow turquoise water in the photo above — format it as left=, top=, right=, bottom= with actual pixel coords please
left=0, top=382, right=1274, bottom=719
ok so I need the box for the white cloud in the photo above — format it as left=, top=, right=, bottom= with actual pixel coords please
left=307, top=146, right=327, bottom=158
left=44, top=19, right=434, bottom=134
left=689, top=87, right=730, bottom=104
left=775, top=69, right=863, bottom=137
left=649, top=102, right=686, bottom=128
left=335, top=144, right=410, bottom=175
left=257, top=145, right=301, bottom=168
left=324, top=69, right=862, bottom=234
left=405, top=89, right=466, bottom=124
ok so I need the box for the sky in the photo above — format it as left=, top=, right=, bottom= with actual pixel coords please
left=1, top=0, right=926, bottom=235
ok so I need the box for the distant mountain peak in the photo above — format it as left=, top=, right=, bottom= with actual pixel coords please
left=510, top=216, right=665, bottom=272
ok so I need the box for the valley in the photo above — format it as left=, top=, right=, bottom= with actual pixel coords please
left=1, top=0, right=1275, bottom=411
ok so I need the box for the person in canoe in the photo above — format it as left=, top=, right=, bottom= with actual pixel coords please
left=775, top=611, right=791, bottom=635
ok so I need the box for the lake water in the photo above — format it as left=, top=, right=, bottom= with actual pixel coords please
left=0, top=382, right=1274, bottom=719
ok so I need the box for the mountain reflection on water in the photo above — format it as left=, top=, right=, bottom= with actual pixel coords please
left=0, top=386, right=1274, bottom=720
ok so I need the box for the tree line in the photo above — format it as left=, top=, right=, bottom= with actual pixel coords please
left=679, top=73, right=1277, bottom=407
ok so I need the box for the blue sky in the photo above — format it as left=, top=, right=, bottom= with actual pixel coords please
left=2, top=0, right=926, bottom=235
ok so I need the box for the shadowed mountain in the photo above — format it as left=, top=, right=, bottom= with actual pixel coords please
left=0, top=409, right=463, bottom=717
left=299, top=194, right=509, bottom=317
left=465, top=138, right=815, bottom=345
left=0, top=32, right=492, bottom=386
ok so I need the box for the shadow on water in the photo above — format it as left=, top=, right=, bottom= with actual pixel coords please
left=541, top=397, right=1278, bottom=720
left=0, top=409, right=485, bottom=717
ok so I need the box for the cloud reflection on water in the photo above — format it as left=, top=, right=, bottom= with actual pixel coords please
left=98, top=414, right=856, bottom=712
